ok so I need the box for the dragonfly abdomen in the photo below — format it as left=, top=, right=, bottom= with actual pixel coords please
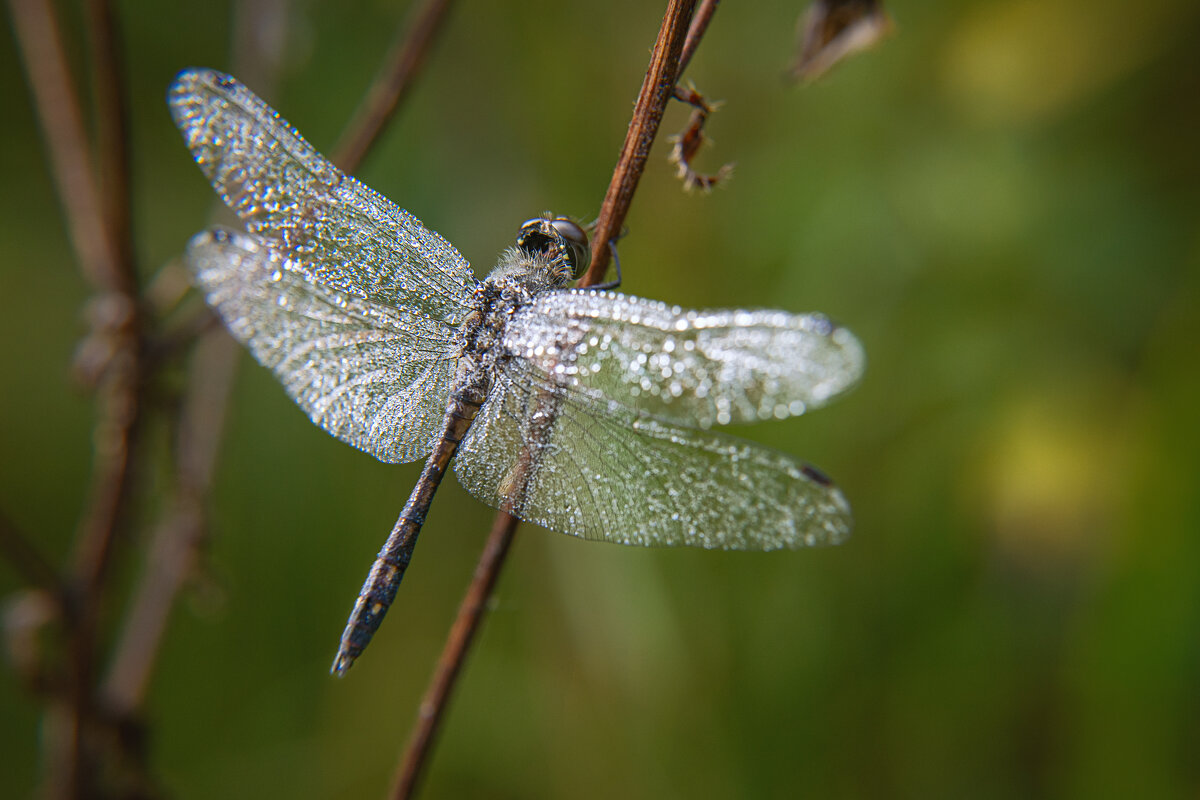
left=331, top=391, right=483, bottom=676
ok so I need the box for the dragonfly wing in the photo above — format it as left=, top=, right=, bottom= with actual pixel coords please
left=168, top=68, right=476, bottom=329
left=454, top=358, right=852, bottom=550
left=503, top=289, right=864, bottom=429
left=187, top=229, right=458, bottom=463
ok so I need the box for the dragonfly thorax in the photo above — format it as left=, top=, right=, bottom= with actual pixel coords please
left=453, top=277, right=532, bottom=403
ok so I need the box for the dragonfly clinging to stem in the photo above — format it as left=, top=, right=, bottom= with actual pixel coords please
left=168, top=68, right=865, bottom=676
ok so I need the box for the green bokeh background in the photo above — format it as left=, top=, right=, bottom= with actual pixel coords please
left=3, top=1, right=1198, bottom=797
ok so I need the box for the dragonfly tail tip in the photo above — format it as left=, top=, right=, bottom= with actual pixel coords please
left=330, top=651, right=356, bottom=677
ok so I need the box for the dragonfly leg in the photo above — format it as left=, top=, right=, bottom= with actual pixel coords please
left=586, top=238, right=624, bottom=291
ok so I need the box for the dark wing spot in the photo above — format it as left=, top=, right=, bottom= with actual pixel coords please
left=800, top=463, right=834, bottom=487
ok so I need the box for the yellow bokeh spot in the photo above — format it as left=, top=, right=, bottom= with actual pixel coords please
left=942, top=0, right=1176, bottom=125
left=978, top=389, right=1134, bottom=568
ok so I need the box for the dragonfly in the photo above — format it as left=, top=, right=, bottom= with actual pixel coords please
left=168, top=68, right=865, bottom=676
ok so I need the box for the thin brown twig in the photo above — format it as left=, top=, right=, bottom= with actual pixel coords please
left=63, top=23, right=142, bottom=779
left=83, top=0, right=134, bottom=281
left=70, top=369, right=142, bottom=597
left=678, top=0, right=719, bottom=77
left=333, top=0, right=456, bottom=174
left=7, top=0, right=121, bottom=291
left=64, top=242, right=142, bottom=792
left=70, top=0, right=143, bottom=611
left=101, top=331, right=238, bottom=715
left=390, top=3, right=701, bottom=797
left=10, top=0, right=141, bottom=611
left=390, top=511, right=520, bottom=799
left=582, top=0, right=699, bottom=287
left=9, top=1, right=145, bottom=794
left=671, top=1, right=730, bottom=193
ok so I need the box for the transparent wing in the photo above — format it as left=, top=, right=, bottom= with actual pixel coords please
left=168, top=68, right=476, bottom=328
left=502, top=289, right=864, bottom=428
left=454, top=359, right=852, bottom=550
left=187, top=229, right=458, bottom=463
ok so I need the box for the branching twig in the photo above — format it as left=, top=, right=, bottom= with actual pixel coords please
left=10, top=0, right=141, bottom=620
left=390, top=3, right=702, bottom=797
left=668, top=1, right=734, bottom=192
left=69, top=2, right=142, bottom=612
left=333, top=0, right=457, bottom=174
left=9, top=1, right=145, bottom=794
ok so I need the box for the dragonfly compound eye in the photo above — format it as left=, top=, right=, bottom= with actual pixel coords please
left=549, top=217, right=591, bottom=279
left=517, top=216, right=591, bottom=280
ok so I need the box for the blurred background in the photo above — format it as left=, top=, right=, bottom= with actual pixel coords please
left=2, top=1, right=1198, bottom=797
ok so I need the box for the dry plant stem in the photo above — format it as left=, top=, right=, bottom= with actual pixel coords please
left=72, top=374, right=142, bottom=605
left=102, top=331, right=239, bottom=714
left=10, top=0, right=141, bottom=602
left=390, top=2, right=700, bottom=797
left=333, top=0, right=456, bottom=174
left=678, top=0, right=720, bottom=77
left=390, top=512, right=520, bottom=800
left=7, top=0, right=122, bottom=289
left=83, top=0, right=133, bottom=273
left=583, top=0, right=698, bottom=286
left=71, top=19, right=142, bottom=618
left=9, top=0, right=144, bottom=795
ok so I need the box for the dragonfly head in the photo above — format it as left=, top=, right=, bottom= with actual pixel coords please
left=516, top=216, right=591, bottom=285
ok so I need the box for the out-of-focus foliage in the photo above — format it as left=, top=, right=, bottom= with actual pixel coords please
left=2, top=1, right=1198, bottom=797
